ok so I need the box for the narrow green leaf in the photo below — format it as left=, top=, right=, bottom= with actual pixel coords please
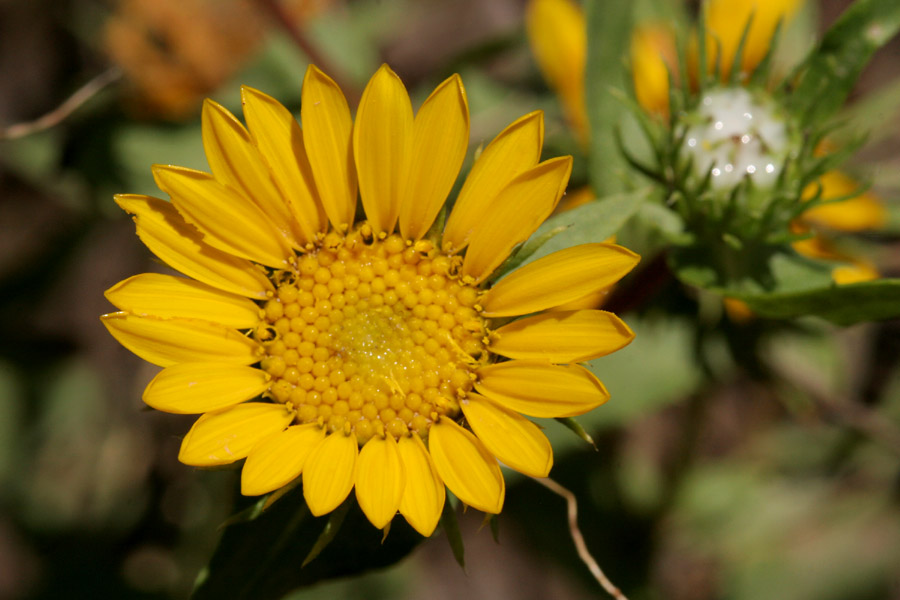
left=555, top=417, right=597, bottom=450
left=585, top=0, right=635, bottom=195
left=440, top=496, right=465, bottom=570
left=787, top=0, right=900, bottom=126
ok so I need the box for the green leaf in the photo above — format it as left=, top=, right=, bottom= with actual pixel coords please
left=787, top=0, right=900, bottom=127
left=585, top=0, right=635, bottom=195
left=670, top=245, right=900, bottom=325
left=519, top=187, right=651, bottom=268
left=670, top=245, right=834, bottom=295
left=738, top=278, right=900, bottom=325
left=191, top=487, right=421, bottom=600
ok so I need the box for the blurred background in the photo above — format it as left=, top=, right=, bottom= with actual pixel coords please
left=1, top=0, right=899, bottom=598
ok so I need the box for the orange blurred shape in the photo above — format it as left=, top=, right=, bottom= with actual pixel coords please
left=723, top=297, right=755, bottom=323
left=104, top=0, right=328, bottom=120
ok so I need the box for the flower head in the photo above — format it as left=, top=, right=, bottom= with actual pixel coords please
left=102, top=65, right=639, bottom=535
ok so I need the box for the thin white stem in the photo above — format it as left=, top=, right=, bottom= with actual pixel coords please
left=532, top=476, right=629, bottom=600
left=0, top=67, right=122, bottom=141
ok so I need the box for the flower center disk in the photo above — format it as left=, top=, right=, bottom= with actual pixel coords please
left=257, top=229, right=486, bottom=445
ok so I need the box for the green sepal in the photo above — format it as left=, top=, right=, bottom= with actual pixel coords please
left=190, top=487, right=421, bottom=600
left=488, top=513, right=501, bottom=544
left=440, top=495, right=465, bottom=570
left=749, top=18, right=784, bottom=88
left=301, top=499, right=351, bottom=567
left=726, top=11, right=756, bottom=85
left=555, top=417, right=597, bottom=450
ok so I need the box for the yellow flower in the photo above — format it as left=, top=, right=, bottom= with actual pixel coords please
left=801, top=171, right=887, bottom=233
left=630, top=23, right=678, bottom=120
left=525, top=0, right=589, bottom=146
left=627, top=0, right=801, bottom=118
left=101, top=65, right=639, bottom=535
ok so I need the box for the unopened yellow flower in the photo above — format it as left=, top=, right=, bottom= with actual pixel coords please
left=102, top=65, right=639, bottom=535
left=526, top=0, right=589, bottom=146
left=630, top=23, right=678, bottom=120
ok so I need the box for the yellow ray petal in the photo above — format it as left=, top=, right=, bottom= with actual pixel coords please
left=481, top=243, right=640, bottom=317
left=303, top=431, right=358, bottom=516
left=143, top=362, right=270, bottom=414
left=153, top=165, right=294, bottom=269
left=301, top=65, right=357, bottom=232
left=475, top=360, right=609, bottom=418
left=490, top=309, right=634, bottom=363
left=353, top=64, right=413, bottom=236
left=461, top=393, right=552, bottom=478
left=462, top=156, right=573, bottom=283
left=355, top=434, right=406, bottom=529
left=178, top=402, right=294, bottom=466
left=801, top=171, right=887, bottom=232
left=399, top=74, right=469, bottom=240
left=428, top=418, right=504, bottom=514
left=104, top=273, right=262, bottom=329
left=443, top=111, right=544, bottom=252
left=114, top=194, right=273, bottom=299
left=397, top=433, right=445, bottom=537
left=201, top=99, right=302, bottom=248
left=241, top=86, right=327, bottom=244
left=241, top=424, right=325, bottom=496
left=100, top=312, right=262, bottom=368
left=526, top=0, right=588, bottom=145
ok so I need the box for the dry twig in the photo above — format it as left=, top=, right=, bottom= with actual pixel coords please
left=0, top=68, right=122, bottom=141
left=532, top=476, right=629, bottom=600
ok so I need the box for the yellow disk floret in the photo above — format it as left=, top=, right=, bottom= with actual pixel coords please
left=256, top=228, right=487, bottom=445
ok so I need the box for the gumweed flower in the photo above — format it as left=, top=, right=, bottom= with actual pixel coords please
left=101, top=65, right=640, bottom=535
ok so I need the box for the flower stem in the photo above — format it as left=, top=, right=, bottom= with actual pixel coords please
left=532, top=476, right=629, bottom=600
